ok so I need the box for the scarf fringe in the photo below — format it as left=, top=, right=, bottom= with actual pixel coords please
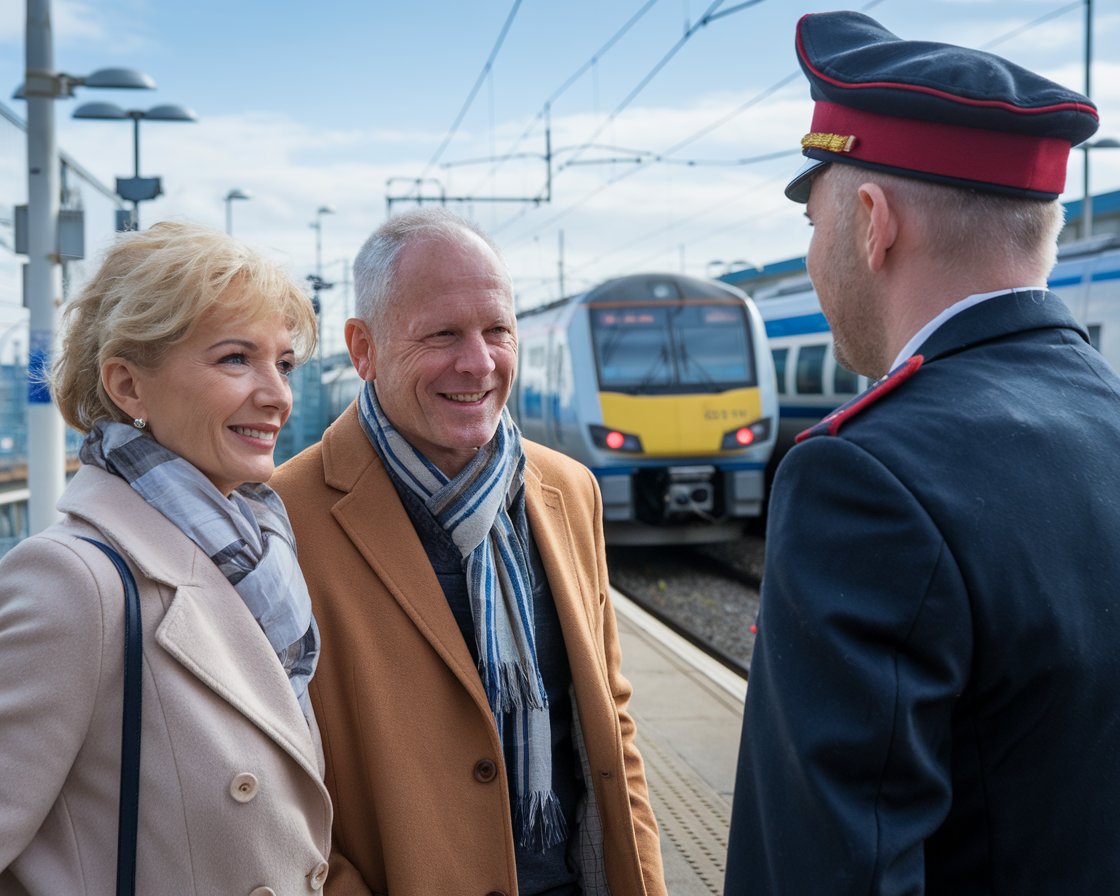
left=514, top=790, right=569, bottom=852
left=486, top=660, right=547, bottom=714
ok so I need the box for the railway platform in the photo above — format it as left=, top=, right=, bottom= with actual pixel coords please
left=613, top=588, right=747, bottom=896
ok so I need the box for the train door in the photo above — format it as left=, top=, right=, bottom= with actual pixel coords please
left=771, top=347, right=789, bottom=396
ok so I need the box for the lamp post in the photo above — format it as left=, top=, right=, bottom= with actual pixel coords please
left=311, top=206, right=334, bottom=281
left=293, top=206, right=334, bottom=459
left=224, top=188, right=251, bottom=235
left=22, top=0, right=155, bottom=533
left=307, top=205, right=335, bottom=315
left=1080, top=138, right=1120, bottom=240
left=72, top=101, right=198, bottom=229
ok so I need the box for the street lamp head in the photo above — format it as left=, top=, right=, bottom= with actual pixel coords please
left=142, top=104, right=198, bottom=123
left=82, top=68, right=157, bottom=90
left=72, top=101, right=129, bottom=120
left=317, top=205, right=335, bottom=216
left=12, top=66, right=155, bottom=100
left=72, top=99, right=199, bottom=228
left=72, top=102, right=197, bottom=123
left=225, top=189, right=252, bottom=235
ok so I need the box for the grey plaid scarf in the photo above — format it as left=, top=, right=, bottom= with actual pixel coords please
left=80, top=421, right=319, bottom=720
left=358, top=381, right=566, bottom=851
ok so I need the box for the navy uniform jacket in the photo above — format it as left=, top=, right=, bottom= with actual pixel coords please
left=725, top=290, right=1120, bottom=895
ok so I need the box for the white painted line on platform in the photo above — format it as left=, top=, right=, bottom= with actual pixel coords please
left=611, top=586, right=747, bottom=703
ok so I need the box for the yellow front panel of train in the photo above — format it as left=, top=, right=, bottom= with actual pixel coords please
left=598, top=388, right=762, bottom=455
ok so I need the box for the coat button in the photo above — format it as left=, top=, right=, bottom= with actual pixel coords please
left=230, top=772, right=259, bottom=802
left=308, top=861, right=329, bottom=890
left=473, top=758, right=498, bottom=783
left=249, top=888, right=276, bottom=896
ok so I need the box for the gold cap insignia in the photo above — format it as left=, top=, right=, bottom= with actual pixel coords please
left=801, top=132, right=857, bottom=153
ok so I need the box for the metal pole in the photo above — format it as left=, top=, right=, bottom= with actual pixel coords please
left=1083, top=0, right=1093, bottom=239
left=315, top=214, right=324, bottom=279
left=24, top=0, right=66, bottom=532
left=131, top=112, right=141, bottom=228
left=225, top=197, right=233, bottom=235
left=131, top=112, right=141, bottom=178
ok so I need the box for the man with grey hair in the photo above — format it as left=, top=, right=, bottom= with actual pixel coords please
left=725, top=11, right=1120, bottom=896
left=274, top=207, right=665, bottom=896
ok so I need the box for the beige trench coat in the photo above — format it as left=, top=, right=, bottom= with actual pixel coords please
left=0, top=465, right=333, bottom=895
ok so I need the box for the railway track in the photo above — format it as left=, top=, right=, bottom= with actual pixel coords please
left=606, top=535, right=764, bottom=679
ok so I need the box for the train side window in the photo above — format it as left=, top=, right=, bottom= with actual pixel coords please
left=1088, top=324, right=1102, bottom=352
left=795, top=344, right=826, bottom=394
left=833, top=357, right=860, bottom=395
left=771, top=348, right=788, bottom=395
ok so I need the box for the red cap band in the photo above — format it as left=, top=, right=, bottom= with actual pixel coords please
left=808, top=101, right=1071, bottom=195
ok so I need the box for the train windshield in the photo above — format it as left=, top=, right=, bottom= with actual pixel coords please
left=590, top=303, right=756, bottom=394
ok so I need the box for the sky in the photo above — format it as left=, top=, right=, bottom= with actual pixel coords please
left=2, top=0, right=1119, bottom=356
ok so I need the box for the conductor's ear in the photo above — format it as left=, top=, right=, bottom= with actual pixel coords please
left=858, top=182, right=898, bottom=273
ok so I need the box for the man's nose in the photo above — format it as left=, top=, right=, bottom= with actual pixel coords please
left=455, top=333, right=497, bottom=377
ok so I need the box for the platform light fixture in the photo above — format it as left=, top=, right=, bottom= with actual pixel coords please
left=72, top=101, right=198, bottom=229
left=224, top=188, right=252, bottom=235
left=19, top=0, right=159, bottom=533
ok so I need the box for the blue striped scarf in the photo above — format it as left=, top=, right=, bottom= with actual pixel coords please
left=358, top=381, right=566, bottom=851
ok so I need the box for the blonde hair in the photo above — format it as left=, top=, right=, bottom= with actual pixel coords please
left=52, top=220, right=318, bottom=432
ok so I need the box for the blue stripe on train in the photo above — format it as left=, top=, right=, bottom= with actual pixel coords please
left=764, top=312, right=829, bottom=338
left=1050, top=267, right=1120, bottom=289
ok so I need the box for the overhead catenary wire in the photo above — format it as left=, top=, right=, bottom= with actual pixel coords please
left=444, top=0, right=764, bottom=214
left=503, top=0, right=1100, bottom=286
left=462, top=0, right=664, bottom=198
left=979, top=0, right=1082, bottom=51
left=414, top=0, right=1084, bottom=289
left=495, top=58, right=802, bottom=245
left=417, top=0, right=525, bottom=185
left=554, top=0, right=734, bottom=174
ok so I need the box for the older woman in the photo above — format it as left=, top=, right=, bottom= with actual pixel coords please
left=0, top=221, right=337, bottom=894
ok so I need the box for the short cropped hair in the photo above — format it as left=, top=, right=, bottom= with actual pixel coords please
left=826, top=164, right=1065, bottom=275
left=52, top=220, right=318, bottom=432
left=352, top=207, right=511, bottom=335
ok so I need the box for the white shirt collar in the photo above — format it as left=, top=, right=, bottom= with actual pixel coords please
left=889, top=286, right=1046, bottom=372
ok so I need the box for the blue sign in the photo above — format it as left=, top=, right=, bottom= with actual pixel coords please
left=28, top=330, right=52, bottom=405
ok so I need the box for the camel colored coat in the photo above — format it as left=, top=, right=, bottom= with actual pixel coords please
left=0, top=465, right=333, bottom=895
left=272, top=404, right=665, bottom=896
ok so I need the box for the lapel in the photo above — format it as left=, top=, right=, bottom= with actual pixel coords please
left=61, top=466, right=322, bottom=780
left=917, top=289, right=1087, bottom=364
left=521, top=454, right=604, bottom=685
left=322, top=407, right=490, bottom=710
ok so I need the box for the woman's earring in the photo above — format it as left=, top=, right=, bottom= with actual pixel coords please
left=132, top=418, right=147, bottom=430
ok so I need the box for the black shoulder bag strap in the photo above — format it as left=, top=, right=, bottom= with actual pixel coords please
left=79, top=537, right=142, bottom=896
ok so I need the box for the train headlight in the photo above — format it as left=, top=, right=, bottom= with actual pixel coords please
left=720, top=418, right=771, bottom=451
left=590, top=424, right=643, bottom=453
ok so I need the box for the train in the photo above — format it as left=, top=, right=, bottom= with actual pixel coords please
left=753, top=234, right=1120, bottom=472
left=512, top=272, right=779, bottom=545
